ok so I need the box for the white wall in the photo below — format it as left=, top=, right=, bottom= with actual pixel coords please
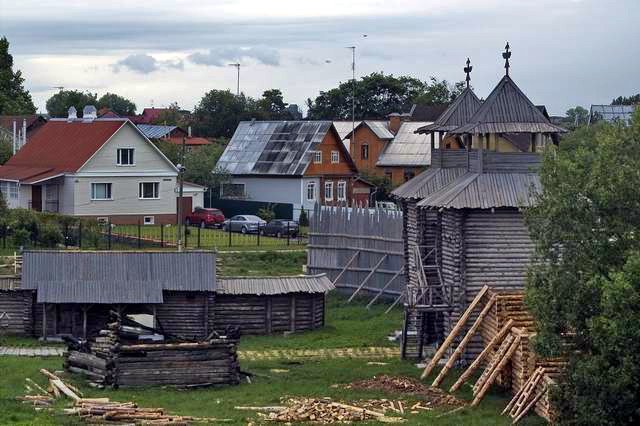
left=18, top=184, right=31, bottom=209
left=228, top=176, right=313, bottom=219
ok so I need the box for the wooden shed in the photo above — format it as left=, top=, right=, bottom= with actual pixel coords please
left=0, top=276, right=34, bottom=336
left=392, top=64, right=566, bottom=359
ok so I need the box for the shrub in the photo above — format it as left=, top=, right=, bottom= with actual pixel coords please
left=298, top=207, right=309, bottom=227
left=38, top=222, right=63, bottom=248
left=257, top=205, right=276, bottom=222
left=12, top=228, right=31, bottom=248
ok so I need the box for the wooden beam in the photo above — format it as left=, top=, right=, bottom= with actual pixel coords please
left=420, top=285, right=489, bottom=380
left=331, top=250, right=360, bottom=285
left=203, top=292, right=209, bottom=337
left=290, top=295, right=296, bottom=333
left=512, top=387, right=546, bottom=424
left=432, top=295, right=497, bottom=387
left=385, top=289, right=405, bottom=314
left=471, top=335, right=521, bottom=407
left=82, top=305, right=87, bottom=339
left=450, top=318, right=515, bottom=393
left=347, top=254, right=388, bottom=302
left=265, top=297, right=272, bottom=334
left=53, top=304, right=58, bottom=336
left=366, top=266, right=404, bottom=309
left=42, top=303, right=47, bottom=340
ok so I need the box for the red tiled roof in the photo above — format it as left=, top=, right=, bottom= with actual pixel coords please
left=167, top=137, right=211, bottom=146
left=0, top=120, right=125, bottom=181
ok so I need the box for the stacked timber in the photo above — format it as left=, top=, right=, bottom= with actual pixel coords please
left=64, top=319, right=240, bottom=388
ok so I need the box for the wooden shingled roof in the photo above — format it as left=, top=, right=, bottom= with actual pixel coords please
left=451, top=75, right=566, bottom=134
left=416, top=88, right=482, bottom=134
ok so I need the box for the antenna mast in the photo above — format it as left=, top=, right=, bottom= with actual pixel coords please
left=228, top=63, right=241, bottom=95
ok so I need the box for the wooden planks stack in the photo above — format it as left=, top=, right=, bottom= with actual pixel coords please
left=64, top=319, right=241, bottom=388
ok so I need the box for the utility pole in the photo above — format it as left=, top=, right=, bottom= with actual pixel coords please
left=346, top=46, right=356, bottom=155
left=228, top=63, right=240, bottom=95
left=176, top=136, right=186, bottom=252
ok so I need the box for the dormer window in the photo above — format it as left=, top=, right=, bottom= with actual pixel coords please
left=117, top=148, right=135, bottom=166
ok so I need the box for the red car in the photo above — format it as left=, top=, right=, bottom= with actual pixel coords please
left=185, top=207, right=225, bottom=228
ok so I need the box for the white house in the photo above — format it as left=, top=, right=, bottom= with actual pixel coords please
left=0, top=106, right=204, bottom=224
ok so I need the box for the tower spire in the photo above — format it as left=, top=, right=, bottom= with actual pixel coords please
left=464, top=58, right=473, bottom=88
left=502, top=42, right=511, bottom=76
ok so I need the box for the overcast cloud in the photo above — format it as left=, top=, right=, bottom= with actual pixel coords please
left=1, top=0, right=638, bottom=115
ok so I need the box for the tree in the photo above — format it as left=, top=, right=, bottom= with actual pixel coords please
left=46, top=90, right=98, bottom=117
left=525, top=109, right=640, bottom=425
left=153, top=102, right=189, bottom=127
left=563, top=106, right=590, bottom=130
left=97, top=92, right=136, bottom=116
left=611, top=94, right=640, bottom=105
left=256, top=89, right=289, bottom=120
left=192, top=90, right=254, bottom=138
left=0, top=137, right=12, bottom=164
left=306, top=73, right=464, bottom=120
left=0, top=36, right=36, bottom=115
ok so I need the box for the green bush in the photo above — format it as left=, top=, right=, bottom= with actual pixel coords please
left=37, top=222, right=63, bottom=248
left=257, top=205, right=276, bottom=222
left=298, top=207, right=309, bottom=227
left=12, top=228, right=31, bottom=248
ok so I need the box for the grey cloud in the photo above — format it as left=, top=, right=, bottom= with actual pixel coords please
left=188, top=47, right=280, bottom=67
left=112, top=54, right=184, bottom=74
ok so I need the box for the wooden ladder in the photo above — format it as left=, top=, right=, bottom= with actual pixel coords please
left=505, top=367, right=545, bottom=418
left=473, top=333, right=515, bottom=395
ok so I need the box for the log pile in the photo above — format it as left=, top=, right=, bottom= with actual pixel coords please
left=64, top=317, right=241, bottom=388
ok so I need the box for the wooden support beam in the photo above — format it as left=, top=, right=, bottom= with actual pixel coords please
left=53, top=304, right=58, bottom=336
left=508, top=367, right=545, bottom=417
left=420, top=285, right=489, bottom=380
left=385, top=289, right=405, bottom=314
left=82, top=305, right=88, bottom=339
left=203, top=292, right=209, bottom=337
left=331, top=250, right=360, bottom=285
left=512, top=387, right=546, bottom=424
left=471, top=335, right=521, bottom=407
left=432, top=295, right=497, bottom=387
left=347, top=254, right=388, bottom=302
left=290, top=295, right=296, bottom=333
left=42, top=303, right=47, bottom=340
left=366, top=266, right=404, bottom=309
left=265, top=297, right=272, bottom=334
left=450, top=318, right=514, bottom=393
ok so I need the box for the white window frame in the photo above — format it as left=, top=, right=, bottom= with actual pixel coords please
left=306, top=182, right=316, bottom=201
left=313, top=151, right=322, bottom=164
left=91, top=183, right=112, bottom=200
left=116, top=148, right=135, bottom=166
left=139, top=182, right=160, bottom=199
left=361, top=143, right=369, bottom=160
left=143, top=216, right=155, bottom=225
left=331, top=150, right=339, bottom=164
left=337, top=181, right=346, bottom=201
left=324, top=181, right=333, bottom=201
left=0, top=181, right=18, bottom=199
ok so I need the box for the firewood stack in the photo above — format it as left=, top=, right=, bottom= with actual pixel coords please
left=63, top=317, right=241, bottom=388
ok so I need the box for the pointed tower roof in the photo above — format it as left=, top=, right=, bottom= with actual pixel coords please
left=451, top=75, right=567, bottom=134
left=416, top=87, right=482, bottom=134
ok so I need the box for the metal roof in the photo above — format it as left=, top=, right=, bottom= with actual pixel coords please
left=137, top=124, right=177, bottom=139
left=217, top=274, right=334, bottom=295
left=391, top=166, right=468, bottom=200
left=344, top=121, right=394, bottom=140
left=332, top=121, right=360, bottom=152
left=22, top=251, right=216, bottom=304
left=217, top=121, right=332, bottom=176
left=417, top=172, right=541, bottom=209
left=451, top=76, right=566, bottom=134
left=416, top=88, right=482, bottom=133
left=589, top=105, right=637, bottom=125
left=376, top=122, right=437, bottom=167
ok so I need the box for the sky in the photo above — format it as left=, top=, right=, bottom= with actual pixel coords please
left=1, top=0, right=638, bottom=116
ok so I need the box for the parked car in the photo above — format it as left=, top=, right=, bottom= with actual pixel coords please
left=185, top=207, right=225, bottom=228
left=261, top=219, right=299, bottom=238
left=222, top=215, right=266, bottom=234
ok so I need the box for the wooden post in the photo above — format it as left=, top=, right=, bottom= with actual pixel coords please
left=152, top=305, right=157, bottom=328
left=347, top=254, right=387, bottom=302
left=471, top=335, right=521, bottom=407
left=42, top=303, right=47, bottom=340
left=366, top=266, right=404, bottom=309
left=82, top=305, right=88, bottom=338
left=53, top=305, right=58, bottom=336
left=290, top=294, right=296, bottom=332
left=420, top=285, right=489, bottom=380
left=203, top=292, right=209, bottom=337
left=310, top=295, right=316, bottom=328
left=265, top=297, right=272, bottom=334
left=432, top=295, right=497, bottom=387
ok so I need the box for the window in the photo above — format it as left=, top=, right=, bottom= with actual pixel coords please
left=337, top=181, right=346, bottom=201
left=324, top=181, right=333, bottom=201
left=91, top=183, right=112, bottom=200
left=221, top=183, right=246, bottom=199
left=117, top=148, right=135, bottom=166
left=331, top=150, right=339, bottom=163
left=306, top=182, right=316, bottom=201
left=361, top=144, right=369, bottom=160
left=403, top=169, right=415, bottom=182
left=139, top=182, right=159, bottom=199
left=0, top=181, right=18, bottom=199
left=143, top=216, right=155, bottom=225
left=313, top=151, right=322, bottom=164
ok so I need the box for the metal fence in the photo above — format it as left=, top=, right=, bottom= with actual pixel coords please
left=307, top=204, right=405, bottom=307
left=0, top=221, right=307, bottom=251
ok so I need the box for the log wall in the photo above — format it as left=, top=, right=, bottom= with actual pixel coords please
left=0, top=289, right=34, bottom=335
left=156, top=291, right=209, bottom=340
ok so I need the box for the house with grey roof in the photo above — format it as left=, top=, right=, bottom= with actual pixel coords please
left=589, top=104, right=637, bottom=125
left=216, top=121, right=370, bottom=218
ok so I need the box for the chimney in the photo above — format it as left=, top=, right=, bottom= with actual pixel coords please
left=388, top=113, right=402, bottom=134
left=82, top=105, right=97, bottom=122
left=12, top=120, right=17, bottom=154
left=67, top=106, right=77, bottom=121
left=22, top=118, right=27, bottom=148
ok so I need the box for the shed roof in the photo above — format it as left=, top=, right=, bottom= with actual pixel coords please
left=416, top=88, right=482, bottom=133
left=417, top=172, right=540, bottom=209
left=22, top=251, right=216, bottom=304
left=217, top=121, right=333, bottom=176
left=137, top=124, right=177, bottom=139
left=451, top=76, right=566, bottom=134
left=376, top=122, right=437, bottom=167
left=217, top=274, right=334, bottom=296
left=391, top=166, right=468, bottom=200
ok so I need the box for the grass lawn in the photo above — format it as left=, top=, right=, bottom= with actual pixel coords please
left=0, top=295, right=547, bottom=425
left=0, top=335, right=64, bottom=348
left=218, top=250, right=307, bottom=277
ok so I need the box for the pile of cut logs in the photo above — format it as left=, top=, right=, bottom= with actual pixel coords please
left=64, top=317, right=241, bottom=388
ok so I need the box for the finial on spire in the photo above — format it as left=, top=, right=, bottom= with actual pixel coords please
left=502, top=42, right=511, bottom=76
left=463, top=58, right=473, bottom=88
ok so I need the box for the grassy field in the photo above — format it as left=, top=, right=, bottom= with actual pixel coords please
left=0, top=295, right=546, bottom=425
left=218, top=250, right=307, bottom=277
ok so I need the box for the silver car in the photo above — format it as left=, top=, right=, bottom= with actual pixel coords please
left=222, top=215, right=267, bottom=234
